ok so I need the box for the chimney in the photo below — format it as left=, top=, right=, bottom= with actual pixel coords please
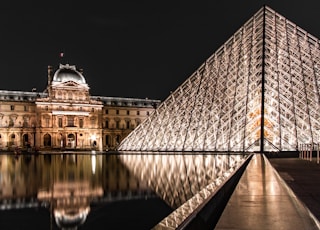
left=47, top=65, right=53, bottom=85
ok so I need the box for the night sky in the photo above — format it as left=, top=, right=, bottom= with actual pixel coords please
left=1, top=0, right=320, bottom=101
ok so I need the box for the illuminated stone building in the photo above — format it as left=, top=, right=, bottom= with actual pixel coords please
left=119, top=6, right=320, bottom=152
left=0, top=63, right=160, bottom=151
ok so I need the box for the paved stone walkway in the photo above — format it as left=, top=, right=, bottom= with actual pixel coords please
left=268, top=156, right=320, bottom=222
left=215, top=154, right=320, bottom=230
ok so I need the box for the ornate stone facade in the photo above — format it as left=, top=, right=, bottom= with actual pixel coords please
left=0, top=64, right=160, bottom=151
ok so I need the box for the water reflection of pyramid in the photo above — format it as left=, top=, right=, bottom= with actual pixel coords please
left=118, top=6, right=320, bottom=152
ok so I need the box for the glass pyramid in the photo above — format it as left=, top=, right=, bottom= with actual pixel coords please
left=118, top=6, right=320, bottom=152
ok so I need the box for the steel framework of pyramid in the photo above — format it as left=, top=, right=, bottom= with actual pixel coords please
left=118, top=5, right=320, bottom=152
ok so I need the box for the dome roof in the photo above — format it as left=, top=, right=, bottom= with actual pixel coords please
left=54, top=207, right=90, bottom=229
left=53, top=64, right=86, bottom=84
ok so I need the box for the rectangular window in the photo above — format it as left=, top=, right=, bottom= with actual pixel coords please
left=127, top=110, right=130, bottom=115
left=23, top=117, right=29, bottom=127
left=116, top=110, right=119, bottom=115
left=137, top=111, right=140, bottom=115
left=58, top=118, right=63, bottom=127
left=45, top=118, right=50, bottom=127
left=91, top=117, right=95, bottom=128
left=79, top=118, right=84, bottom=128
left=9, top=118, right=14, bottom=127
left=67, top=116, right=74, bottom=126
left=10, top=105, right=14, bottom=111
left=24, top=106, right=27, bottom=111
left=105, top=109, right=108, bottom=114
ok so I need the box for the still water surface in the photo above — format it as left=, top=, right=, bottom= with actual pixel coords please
left=0, top=151, right=248, bottom=229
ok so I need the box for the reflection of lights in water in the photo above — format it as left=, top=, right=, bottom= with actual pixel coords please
left=91, top=150, right=96, bottom=154
left=119, top=153, right=248, bottom=208
left=118, top=153, right=250, bottom=229
left=91, top=155, right=96, bottom=174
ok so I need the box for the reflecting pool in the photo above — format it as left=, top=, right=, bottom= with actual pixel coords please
left=0, top=151, right=249, bottom=229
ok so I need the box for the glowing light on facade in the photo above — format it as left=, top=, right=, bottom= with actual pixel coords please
left=118, top=6, right=320, bottom=152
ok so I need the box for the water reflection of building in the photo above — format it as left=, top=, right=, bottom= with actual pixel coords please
left=0, top=154, right=156, bottom=229
left=0, top=63, right=160, bottom=151
left=37, top=154, right=104, bottom=229
left=38, top=181, right=102, bottom=229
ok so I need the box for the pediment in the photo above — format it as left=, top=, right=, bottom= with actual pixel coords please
left=63, top=81, right=79, bottom=87
left=52, top=80, right=89, bottom=90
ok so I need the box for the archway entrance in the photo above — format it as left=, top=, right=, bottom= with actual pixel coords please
left=67, top=133, right=75, bottom=148
left=43, top=134, right=51, bottom=147
left=23, top=134, right=29, bottom=146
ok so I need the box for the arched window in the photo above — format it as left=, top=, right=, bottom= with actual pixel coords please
left=8, top=134, right=15, bottom=146
left=116, top=135, right=121, bottom=145
left=23, top=117, right=29, bottom=127
left=8, top=118, right=14, bottom=127
left=136, top=118, right=141, bottom=127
